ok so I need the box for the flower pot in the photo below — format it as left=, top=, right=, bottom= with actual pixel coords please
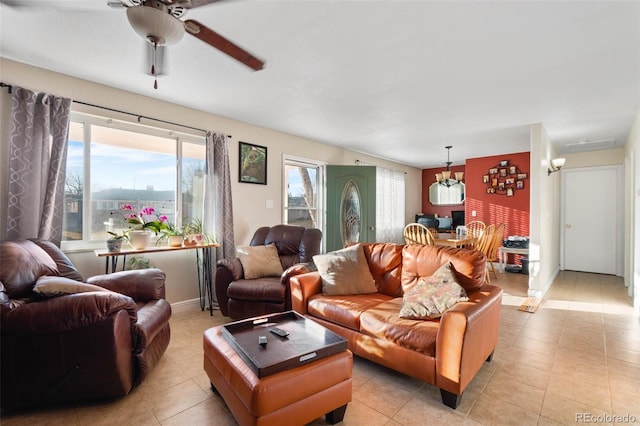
left=168, top=235, right=183, bottom=247
left=106, top=238, right=122, bottom=252
left=129, top=230, right=152, bottom=250
left=184, top=233, right=205, bottom=246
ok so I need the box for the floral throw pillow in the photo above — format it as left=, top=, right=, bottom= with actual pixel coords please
left=399, top=262, right=468, bottom=320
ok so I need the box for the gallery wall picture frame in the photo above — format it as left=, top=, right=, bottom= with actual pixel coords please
left=239, top=141, right=268, bottom=185
left=483, top=159, right=529, bottom=196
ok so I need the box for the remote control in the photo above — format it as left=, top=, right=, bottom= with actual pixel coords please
left=269, top=327, right=289, bottom=338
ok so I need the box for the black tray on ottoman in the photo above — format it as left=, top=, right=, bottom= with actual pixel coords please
left=221, top=310, right=348, bottom=378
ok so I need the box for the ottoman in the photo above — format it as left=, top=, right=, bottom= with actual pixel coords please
left=203, top=325, right=353, bottom=425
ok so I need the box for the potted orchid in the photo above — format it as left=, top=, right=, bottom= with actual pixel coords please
left=111, top=205, right=169, bottom=250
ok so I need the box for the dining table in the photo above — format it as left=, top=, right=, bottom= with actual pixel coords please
left=433, top=232, right=477, bottom=248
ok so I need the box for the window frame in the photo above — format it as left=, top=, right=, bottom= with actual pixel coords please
left=62, top=111, right=206, bottom=251
left=282, top=154, right=326, bottom=238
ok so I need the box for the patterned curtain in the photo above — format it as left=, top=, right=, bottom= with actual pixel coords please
left=375, top=166, right=406, bottom=243
left=205, top=132, right=235, bottom=301
left=6, top=87, right=72, bottom=246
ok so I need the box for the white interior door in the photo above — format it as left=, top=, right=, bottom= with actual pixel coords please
left=563, top=166, right=620, bottom=274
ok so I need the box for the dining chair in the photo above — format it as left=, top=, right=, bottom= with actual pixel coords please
left=403, top=223, right=435, bottom=245
left=484, top=223, right=505, bottom=281
left=474, top=224, right=495, bottom=283
left=465, top=220, right=486, bottom=238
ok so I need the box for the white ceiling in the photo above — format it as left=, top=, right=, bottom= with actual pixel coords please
left=1, top=0, right=638, bottom=168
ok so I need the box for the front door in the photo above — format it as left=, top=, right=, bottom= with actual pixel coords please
left=326, top=166, right=376, bottom=252
left=563, top=166, right=622, bottom=274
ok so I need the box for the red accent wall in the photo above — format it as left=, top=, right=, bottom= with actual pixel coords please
left=421, top=152, right=530, bottom=240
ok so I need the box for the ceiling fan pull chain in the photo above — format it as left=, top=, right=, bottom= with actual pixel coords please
left=151, top=40, right=158, bottom=90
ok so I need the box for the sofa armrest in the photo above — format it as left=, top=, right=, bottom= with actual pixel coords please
left=435, top=284, right=503, bottom=394
left=214, top=258, right=244, bottom=316
left=218, top=258, right=244, bottom=281
left=1, top=292, right=137, bottom=334
left=290, top=271, right=323, bottom=314
left=86, top=268, right=166, bottom=301
left=281, top=262, right=317, bottom=311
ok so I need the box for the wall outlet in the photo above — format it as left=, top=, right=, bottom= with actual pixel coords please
left=266, top=200, right=274, bottom=209
left=471, top=210, right=477, bottom=217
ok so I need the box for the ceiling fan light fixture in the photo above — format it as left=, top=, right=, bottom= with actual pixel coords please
left=126, top=4, right=185, bottom=46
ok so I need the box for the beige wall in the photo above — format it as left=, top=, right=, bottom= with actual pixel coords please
left=0, top=58, right=422, bottom=306
left=624, top=109, right=640, bottom=310
left=529, top=123, right=562, bottom=297
left=563, top=147, right=625, bottom=169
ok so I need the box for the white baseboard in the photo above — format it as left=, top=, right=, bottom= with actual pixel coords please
left=170, top=298, right=201, bottom=314
left=170, top=298, right=220, bottom=314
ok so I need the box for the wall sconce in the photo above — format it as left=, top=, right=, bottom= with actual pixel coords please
left=547, top=158, right=566, bottom=176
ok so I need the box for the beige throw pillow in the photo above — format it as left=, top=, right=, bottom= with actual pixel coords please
left=237, top=244, right=284, bottom=279
left=399, top=262, right=468, bottom=320
left=313, top=244, right=377, bottom=295
left=34, top=276, right=109, bottom=298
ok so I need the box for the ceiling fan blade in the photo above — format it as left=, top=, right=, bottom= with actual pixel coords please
left=174, top=0, right=225, bottom=9
left=184, top=19, right=264, bottom=71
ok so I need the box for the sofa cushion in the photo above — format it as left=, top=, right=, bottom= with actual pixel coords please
left=401, top=244, right=486, bottom=294
left=313, top=244, right=377, bottom=295
left=399, top=262, right=468, bottom=320
left=359, top=298, right=440, bottom=356
left=308, top=293, right=393, bottom=331
left=31, top=239, right=84, bottom=281
left=33, top=276, right=108, bottom=298
left=0, top=240, right=59, bottom=299
left=237, top=244, right=284, bottom=279
left=361, top=243, right=404, bottom=297
left=227, top=277, right=285, bottom=302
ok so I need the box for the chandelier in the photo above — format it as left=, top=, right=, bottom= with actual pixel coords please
left=435, top=146, right=464, bottom=187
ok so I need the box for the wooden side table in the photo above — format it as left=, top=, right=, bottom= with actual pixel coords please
left=95, top=243, right=219, bottom=315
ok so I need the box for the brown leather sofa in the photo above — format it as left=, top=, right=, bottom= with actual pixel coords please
left=290, top=242, right=503, bottom=409
left=0, top=239, right=171, bottom=409
left=215, top=224, right=322, bottom=320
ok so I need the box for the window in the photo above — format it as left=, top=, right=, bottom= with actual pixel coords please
left=62, top=112, right=206, bottom=249
left=283, top=156, right=325, bottom=231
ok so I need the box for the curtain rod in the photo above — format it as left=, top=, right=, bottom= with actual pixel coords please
left=0, top=82, right=230, bottom=137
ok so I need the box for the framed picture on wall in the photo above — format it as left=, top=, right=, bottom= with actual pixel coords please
left=239, top=141, right=267, bottom=185
left=517, top=180, right=524, bottom=189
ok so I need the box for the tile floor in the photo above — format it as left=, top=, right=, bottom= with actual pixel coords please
left=2, top=270, right=639, bottom=425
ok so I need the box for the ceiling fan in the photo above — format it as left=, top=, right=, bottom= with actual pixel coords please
left=108, top=0, right=265, bottom=88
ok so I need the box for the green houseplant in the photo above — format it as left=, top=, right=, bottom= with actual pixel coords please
left=157, top=222, right=184, bottom=247
left=106, top=229, right=128, bottom=252
left=183, top=218, right=216, bottom=246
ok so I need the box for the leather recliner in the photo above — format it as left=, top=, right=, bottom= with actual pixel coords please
left=215, top=224, right=322, bottom=320
left=0, top=239, right=172, bottom=410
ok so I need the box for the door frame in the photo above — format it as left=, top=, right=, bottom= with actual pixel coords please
left=560, top=164, right=624, bottom=276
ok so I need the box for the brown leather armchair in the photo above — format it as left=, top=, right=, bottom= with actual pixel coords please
left=215, top=224, right=322, bottom=320
left=0, top=239, right=171, bottom=410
